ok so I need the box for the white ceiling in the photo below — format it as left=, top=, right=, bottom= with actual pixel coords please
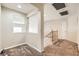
left=44, top=3, right=79, bottom=21
left=1, top=3, right=79, bottom=21
left=66, top=3, right=79, bottom=15
left=44, top=3, right=61, bottom=21
left=1, top=3, right=38, bottom=14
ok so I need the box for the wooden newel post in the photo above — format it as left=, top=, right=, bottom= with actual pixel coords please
left=52, top=31, right=53, bottom=42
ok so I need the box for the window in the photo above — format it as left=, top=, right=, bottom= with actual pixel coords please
left=13, top=27, right=22, bottom=33
left=28, top=12, right=40, bottom=33
left=13, top=21, right=25, bottom=24
left=12, top=17, right=26, bottom=33
left=13, top=22, right=26, bottom=33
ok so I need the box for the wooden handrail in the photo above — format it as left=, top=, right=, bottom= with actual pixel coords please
left=45, top=31, right=53, bottom=38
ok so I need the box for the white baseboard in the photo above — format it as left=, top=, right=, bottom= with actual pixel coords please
left=4, top=43, right=26, bottom=50
left=26, top=42, right=42, bottom=53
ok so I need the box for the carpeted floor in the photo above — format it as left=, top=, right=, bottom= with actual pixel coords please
left=43, top=39, right=79, bottom=56
left=0, top=44, right=42, bottom=56
left=0, top=40, right=79, bottom=56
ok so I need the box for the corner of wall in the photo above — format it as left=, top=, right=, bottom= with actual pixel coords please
left=0, top=4, right=2, bottom=51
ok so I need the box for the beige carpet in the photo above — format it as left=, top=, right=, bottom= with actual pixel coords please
left=0, top=39, right=79, bottom=56
left=43, top=39, right=79, bottom=56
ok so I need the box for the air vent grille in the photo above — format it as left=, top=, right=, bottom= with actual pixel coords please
left=52, top=3, right=66, bottom=10
left=59, top=11, right=68, bottom=16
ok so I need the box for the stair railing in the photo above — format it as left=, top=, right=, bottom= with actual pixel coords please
left=45, top=31, right=53, bottom=41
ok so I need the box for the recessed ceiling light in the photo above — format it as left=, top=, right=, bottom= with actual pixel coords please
left=17, top=4, right=22, bottom=8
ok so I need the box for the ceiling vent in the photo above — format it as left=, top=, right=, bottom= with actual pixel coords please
left=59, top=11, right=68, bottom=16
left=52, top=3, right=66, bottom=10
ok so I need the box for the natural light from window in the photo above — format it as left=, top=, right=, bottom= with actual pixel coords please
left=13, top=27, right=22, bottom=33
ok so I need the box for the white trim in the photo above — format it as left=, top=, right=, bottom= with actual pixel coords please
left=0, top=49, right=3, bottom=53
left=77, top=44, right=79, bottom=50
left=4, top=43, right=26, bottom=50
left=26, top=42, right=42, bottom=53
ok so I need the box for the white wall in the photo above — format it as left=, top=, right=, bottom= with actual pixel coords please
left=66, top=13, right=79, bottom=49
left=1, top=7, right=27, bottom=49
left=77, top=11, right=79, bottom=48
left=76, top=6, right=79, bottom=47
left=25, top=11, right=42, bottom=52
left=0, top=4, right=1, bottom=50
left=67, top=15, right=78, bottom=43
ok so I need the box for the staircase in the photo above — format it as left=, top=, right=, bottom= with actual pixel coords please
left=46, top=30, right=60, bottom=46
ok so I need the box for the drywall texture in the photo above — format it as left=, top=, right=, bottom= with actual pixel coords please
left=1, top=7, right=26, bottom=49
